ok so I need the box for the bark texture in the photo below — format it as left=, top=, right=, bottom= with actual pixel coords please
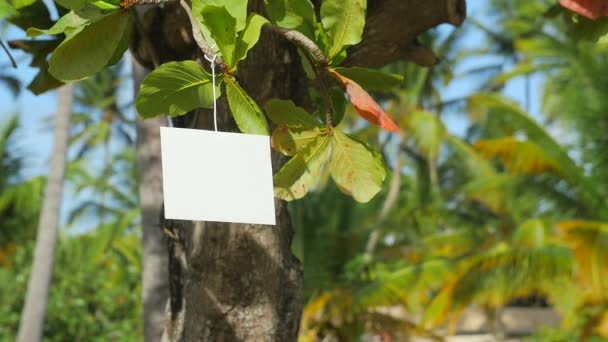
left=133, top=58, right=170, bottom=342
left=344, top=0, right=466, bottom=67
left=16, top=84, right=74, bottom=342
left=130, top=1, right=466, bottom=340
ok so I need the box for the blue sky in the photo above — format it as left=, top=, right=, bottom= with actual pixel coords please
left=1, top=0, right=58, bottom=179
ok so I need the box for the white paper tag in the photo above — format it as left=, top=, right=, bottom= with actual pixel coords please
left=160, top=127, right=276, bottom=225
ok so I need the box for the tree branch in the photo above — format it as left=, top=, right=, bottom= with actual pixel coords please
left=264, top=25, right=328, bottom=66
left=344, top=0, right=466, bottom=68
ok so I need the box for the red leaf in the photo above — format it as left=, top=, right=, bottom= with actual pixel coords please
left=560, top=0, right=608, bottom=19
left=329, top=69, right=400, bottom=133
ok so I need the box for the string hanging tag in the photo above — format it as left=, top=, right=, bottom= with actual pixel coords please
left=160, top=46, right=276, bottom=225
left=204, top=50, right=218, bottom=132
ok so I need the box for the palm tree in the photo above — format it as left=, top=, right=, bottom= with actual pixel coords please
left=131, top=58, right=168, bottom=342
left=17, top=83, right=74, bottom=342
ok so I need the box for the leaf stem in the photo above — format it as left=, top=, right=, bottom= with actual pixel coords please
left=0, top=40, right=17, bottom=69
left=178, top=0, right=228, bottom=72
left=317, top=70, right=334, bottom=129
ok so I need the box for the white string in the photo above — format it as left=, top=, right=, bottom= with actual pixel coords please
left=204, top=49, right=218, bottom=132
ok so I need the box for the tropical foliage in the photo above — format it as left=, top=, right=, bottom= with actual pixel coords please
left=294, top=1, right=608, bottom=340
left=0, top=113, right=142, bottom=340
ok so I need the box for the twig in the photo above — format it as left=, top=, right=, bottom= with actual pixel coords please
left=121, top=0, right=176, bottom=9
left=0, top=40, right=17, bottom=68
left=178, top=0, right=227, bottom=71
left=316, top=74, right=334, bottom=127
left=263, top=24, right=333, bottom=125
left=264, top=25, right=327, bottom=66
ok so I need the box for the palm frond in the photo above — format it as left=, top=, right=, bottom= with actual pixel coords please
left=468, top=93, right=597, bottom=209
left=423, top=244, right=573, bottom=327
left=356, top=259, right=452, bottom=310
left=474, top=136, right=560, bottom=175
left=512, top=219, right=550, bottom=248
left=557, top=220, right=608, bottom=301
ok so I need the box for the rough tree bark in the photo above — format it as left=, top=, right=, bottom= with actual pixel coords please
left=133, top=58, right=170, bottom=342
left=131, top=0, right=465, bottom=340
left=16, top=84, right=74, bottom=342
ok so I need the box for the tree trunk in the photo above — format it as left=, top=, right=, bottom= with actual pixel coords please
left=129, top=1, right=466, bottom=340
left=16, top=84, right=74, bottom=342
left=133, top=58, right=170, bottom=342
left=157, top=4, right=307, bottom=340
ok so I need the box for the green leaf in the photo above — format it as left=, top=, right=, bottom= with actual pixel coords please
left=225, top=76, right=269, bottom=135
left=48, top=10, right=132, bottom=81
left=314, top=21, right=330, bottom=54
left=330, top=87, right=346, bottom=125
left=266, top=0, right=316, bottom=39
left=192, top=0, right=247, bottom=58
left=193, top=0, right=247, bottom=32
left=333, top=66, right=403, bottom=92
left=27, top=5, right=108, bottom=41
left=12, top=0, right=35, bottom=9
left=233, top=14, right=268, bottom=68
left=0, top=0, right=16, bottom=20
left=201, top=6, right=237, bottom=67
left=27, top=11, right=89, bottom=37
left=274, top=134, right=330, bottom=201
left=265, top=99, right=322, bottom=128
left=566, top=15, right=608, bottom=42
left=272, top=126, right=326, bottom=156
left=329, top=131, right=386, bottom=203
left=89, top=0, right=121, bottom=10
left=8, top=39, right=63, bottom=94
left=320, top=0, right=366, bottom=60
left=107, top=18, right=132, bottom=65
left=7, top=0, right=52, bottom=31
left=136, top=61, right=221, bottom=118
left=55, top=0, right=87, bottom=10
left=28, top=67, right=64, bottom=94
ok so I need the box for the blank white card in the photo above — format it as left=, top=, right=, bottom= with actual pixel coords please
left=160, top=127, right=276, bottom=225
